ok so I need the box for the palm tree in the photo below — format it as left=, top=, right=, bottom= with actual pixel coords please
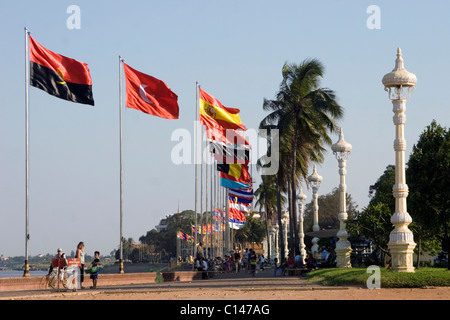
left=257, top=124, right=290, bottom=262
left=254, top=174, right=283, bottom=262
left=260, top=59, right=343, bottom=256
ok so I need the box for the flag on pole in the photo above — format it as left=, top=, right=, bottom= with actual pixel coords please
left=29, top=35, right=94, bottom=105
left=210, top=141, right=250, bottom=164
left=229, top=187, right=253, bottom=198
left=229, top=200, right=247, bottom=229
left=220, top=177, right=249, bottom=189
left=199, top=88, right=246, bottom=131
left=123, top=63, right=179, bottom=119
left=228, top=187, right=253, bottom=204
left=217, top=163, right=251, bottom=184
left=205, top=127, right=250, bottom=146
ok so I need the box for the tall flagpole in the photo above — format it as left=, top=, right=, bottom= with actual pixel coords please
left=194, top=82, right=199, bottom=265
left=23, top=27, right=30, bottom=277
left=225, top=187, right=230, bottom=253
left=118, top=56, right=125, bottom=274
left=205, top=148, right=209, bottom=258
left=210, top=155, right=214, bottom=258
left=200, top=113, right=203, bottom=247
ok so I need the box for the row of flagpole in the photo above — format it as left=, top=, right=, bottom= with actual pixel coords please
left=193, top=82, right=223, bottom=262
left=22, top=34, right=134, bottom=275
left=193, top=83, right=247, bottom=262
left=22, top=28, right=248, bottom=276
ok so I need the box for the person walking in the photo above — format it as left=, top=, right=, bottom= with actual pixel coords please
left=243, top=248, right=249, bottom=270
left=249, top=249, right=257, bottom=276
left=75, top=242, right=86, bottom=289
left=273, top=257, right=282, bottom=276
left=258, top=254, right=266, bottom=270
left=196, top=242, right=204, bottom=260
left=233, top=249, right=241, bottom=273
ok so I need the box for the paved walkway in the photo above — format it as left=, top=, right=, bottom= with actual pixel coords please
left=0, top=267, right=336, bottom=300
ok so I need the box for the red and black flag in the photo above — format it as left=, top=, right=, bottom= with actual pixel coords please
left=29, top=35, right=94, bottom=105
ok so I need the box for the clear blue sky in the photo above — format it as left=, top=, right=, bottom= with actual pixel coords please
left=1, top=1, right=449, bottom=257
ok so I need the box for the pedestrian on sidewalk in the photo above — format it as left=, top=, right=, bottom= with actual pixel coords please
left=273, top=258, right=282, bottom=276
left=249, top=249, right=257, bottom=276
left=234, top=249, right=241, bottom=273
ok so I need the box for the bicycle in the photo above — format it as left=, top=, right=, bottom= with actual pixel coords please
left=44, top=267, right=68, bottom=290
left=43, top=265, right=80, bottom=291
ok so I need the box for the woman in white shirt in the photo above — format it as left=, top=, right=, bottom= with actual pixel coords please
left=75, top=242, right=86, bottom=289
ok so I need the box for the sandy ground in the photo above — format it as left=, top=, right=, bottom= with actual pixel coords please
left=1, top=264, right=448, bottom=301
left=11, top=285, right=448, bottom=300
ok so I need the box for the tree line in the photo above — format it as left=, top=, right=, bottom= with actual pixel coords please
left=255, top=58, right=449, bottom=269
left=122, top=59, right=449, bottom=270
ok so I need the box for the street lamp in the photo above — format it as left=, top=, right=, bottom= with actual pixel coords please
left=382, top=48, right=417, bottom=272
left=297, top=186, right=307, bottom=263
left=272, top=223, right=279, bottom=261
left=281, top=211, right=289, bottom=259
left=268, top=225, right=275, bottom=262
left=332, top=128, right=352, bottom=268
left=307, top=165, right=322, bottom=257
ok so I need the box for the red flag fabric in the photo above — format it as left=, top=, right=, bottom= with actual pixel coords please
left=205, top=127, right=250, bottom=146
left=123, top=63, right=179, bottom=119
left=29, top=35, right=94, bottom=105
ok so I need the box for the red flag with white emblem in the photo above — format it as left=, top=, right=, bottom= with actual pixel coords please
left=123, top=63, right=179, bottom=119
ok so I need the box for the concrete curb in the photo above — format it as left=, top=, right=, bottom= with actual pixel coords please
left=0, top=271, right=202, bottom=292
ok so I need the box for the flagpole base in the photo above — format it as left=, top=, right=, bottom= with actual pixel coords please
left=23, top=261, right=30, bottom=277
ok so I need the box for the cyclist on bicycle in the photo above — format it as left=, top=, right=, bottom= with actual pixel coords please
left=47, top=248, right=67, bottom=275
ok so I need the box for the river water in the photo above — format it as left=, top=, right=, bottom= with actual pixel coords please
left=0, top=270, right=47, bottom=278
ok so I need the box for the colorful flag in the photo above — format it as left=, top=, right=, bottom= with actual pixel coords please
left=209, top=141, right=250, bottom=164
left=220, top=177, right=249, bottom=189
left=228, top=187, right=253, bottom=204
left=123, top=63, right=179, bottom=119
left=29, top=35, right=94, bottom=105
left=178, top=231, right=193, bottom=243
left=229, top=195, right=253, bottom=204
left=205, top=127, right=250, bottom=146
left=217, top=163, right=251, bottom=183
left=229, top=200, right=247, bottom=229
left=199, top=88, right=246, bottom=131
left=229, top=187, right=253, bottom=199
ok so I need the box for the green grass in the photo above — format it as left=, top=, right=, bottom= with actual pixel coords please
left=155, top=272, right=164, bottom=283
left=303, top=267, right=450, bottom=288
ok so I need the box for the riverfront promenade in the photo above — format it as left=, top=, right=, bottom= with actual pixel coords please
left=1, top=266, right=449, bottom=301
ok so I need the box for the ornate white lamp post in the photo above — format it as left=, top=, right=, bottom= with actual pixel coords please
left=268, top=226, right=275, bottom=261
left=382, top=48, right=417, bottom=272
left=297, top=187, right=307, bottom=263
left=281, top=211, right=289, bottom=259
left=269, top=223, right=280, bottom=261
left=332, top=128, right=352, bottom=268
left=308, top=165, right=322, bottom=257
